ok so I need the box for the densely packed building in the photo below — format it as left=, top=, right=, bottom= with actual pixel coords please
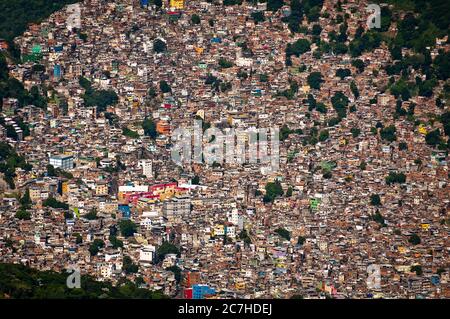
left=0, top=0, right=448, bottom=299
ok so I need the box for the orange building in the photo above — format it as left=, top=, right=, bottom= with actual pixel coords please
left=156, top=120, right=170, bottom=135
left=0, top=40, right=9, bottom=50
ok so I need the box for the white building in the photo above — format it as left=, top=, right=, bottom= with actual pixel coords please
left=226, top=225, right=236, bottom=238
left=228, top=208, right=239, bottom=225
left=49, top=154, right=74, bottom=170
left=139, top=245, right=156, bottom=264
left=138, top=159, right=153, bottom=178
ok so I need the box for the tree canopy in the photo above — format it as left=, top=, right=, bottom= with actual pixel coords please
left=119, top=219, right=137, bottom=238
left=0, top=263, right=166, bottom=299
left=307, top=72, right=324, bottom=90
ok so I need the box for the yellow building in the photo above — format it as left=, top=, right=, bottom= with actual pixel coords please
left=95, top=182, right=109, bottom=196
left=169, top=0, right=184, bottom=9
left=62, top=181, right=68, bottom=194
left=302, top=85, right=310, bottom=94
left=235, top=282, right=245, bottom=290
left=194, top=47, right=204, bottom=55
left=212, top=224, right=225, bottom=237
left=418, top=124, right=427, bottom=135
left=29, top=187, right=41, bottom=202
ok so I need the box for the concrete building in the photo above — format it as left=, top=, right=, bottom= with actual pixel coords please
left=49, top=154, right=74, bottom=170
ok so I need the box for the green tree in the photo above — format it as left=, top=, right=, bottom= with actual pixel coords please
left=411, top=265, right=423, bottom=276
left=350, top=81, right=359, bottom=99
left=218, top=58, right=233, bottom=68
left=156, top=241, right=180, bottom=261
left=370, top=194, right=381, bottom=206
left=267, top=0, right=284, bottom=12
left=372, top=211, right=386, bottom=226
left=286, top=186, right=293, bottom=197
left=425, top=129, right=442, bottom=146
left=351, top=59, right=365, bottom=73
left=64, top=211, right=73, bottom=219
left=19, top=188, right=31, bottom=209
left=153, top=38, right=167, bottom=53
left=159, top=80, right=171, bottom=93
left=0, top=263, right=166, bottom=299
left=286, top=39, right=311, bottom=58
left=43, top=197, right=69, bottom=210
left=350, top=127, right=361, bottom=138
left=275, top=227, right=291, bottom=241
left=336, top=68, right=351, bottom=79
left=264, top=180, right=284, bottom=202
left=109, top=235, right=123, bottom=249
left=191, top=175, right=200, bottom=185
left=238, top=229, right=252, bottom=245
left=15, top=209, right=31, bottom=220
left=89, top=239, right=105, bottom=256
left=83, top=89, right=118, bottom=113
left=386, top=172, right=406, bottom=185
left=74, top=233, right=82, bottom=244
left=123, top=256, right=139, bottom=274
left=408, top=234, right=421, bottom=245
left=251, top=11, right=265, bottom=23
left=46, top=164, right=56, bottom=176
left=433, top=51, right=449, bottom=80
left=119, top=220, right=137, bottom=238
left=318, top=130, right=329, bottom=142
left=307, top=72, right=323, bottom=90
left=331, top=91, right=349, bottom=118
left=380, top=125, right=397, bottom=142
left=259, top=73, right=269, bottom=82
left=122, top=127, right=140, bottom=139
left=399, top=142, right=408, bottom=151
left=297, top=236, right=306, bottom=245
left=142, top=117, right=157, bottom=139
left=79, top=76, right=92, bottom=91
left=191, top=14, right=201, bottom=25
left=359, top=161, right=367, bottom=170
left=83, top=208, right=98, bottom=220
left=147, top=86, right=157, bottom=99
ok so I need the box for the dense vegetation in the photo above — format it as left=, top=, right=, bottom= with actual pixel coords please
left=0, top=55, right=48, bottom=111
left=0, top=0, right=78, bottom=44
left=0, top=141, right=32, bottom=189
left=79, top=77, right=118, bottom=113
left=43, top=196, right=70, bottom=210
left=142, top=117, right=157, bottom=139
left=263, top=180, right=284, bottom=203
left=156, top=241, right=180, bottom=263
left=385, top=172, right=407, bottom=185
left=0, top=263, right=166, bottom=299
left=119, top=219, right=138, bottom=238
left=0, top=0, right=77, bottom=110
left=275, top=227, right=291, bottom=241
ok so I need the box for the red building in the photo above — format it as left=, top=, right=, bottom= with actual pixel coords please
left=183, top=288, right=192, bottom=299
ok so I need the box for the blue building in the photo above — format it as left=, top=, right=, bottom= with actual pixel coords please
left=54, top=65, right=61, bottom=78
left=431, top=275, right=440, bottom=285
left=192, top=284, right=215, bottom=299
left=118, top=204, right=131, bottom=219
